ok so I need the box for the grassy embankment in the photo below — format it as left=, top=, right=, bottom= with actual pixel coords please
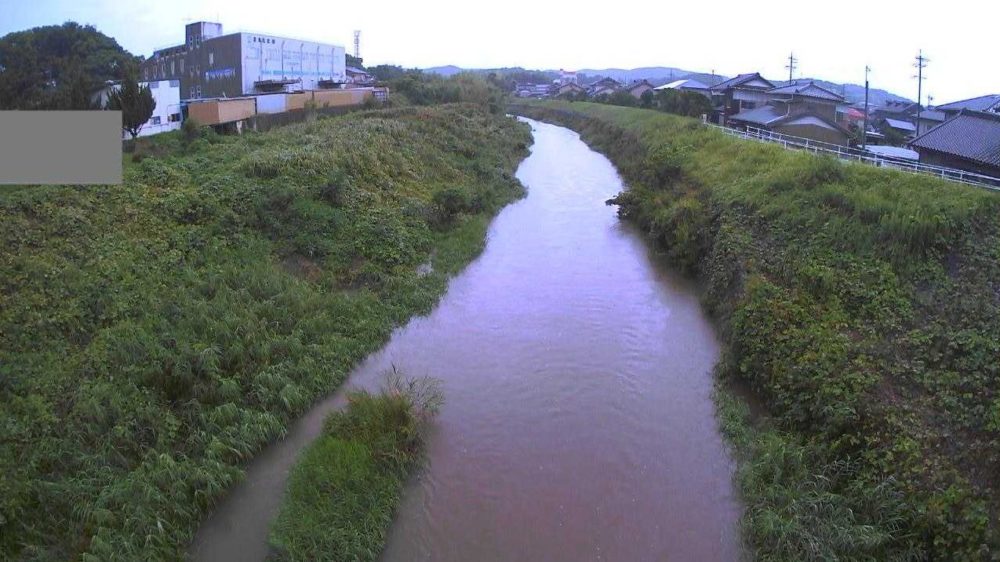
left=0, top=104, right=530, bottom=560
left=515, top=101, right=1000, bottom=560
left=268, top=374, right=442, bottom=562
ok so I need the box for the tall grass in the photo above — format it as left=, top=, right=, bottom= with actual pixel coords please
left=0, top=104, right=530, bottom=560
left=268, top=373, right=442, bottom=562
left=515, top=101, right=1000, bottom=559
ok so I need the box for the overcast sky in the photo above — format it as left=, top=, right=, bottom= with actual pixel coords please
left=3, top=0, right=996, bottom=103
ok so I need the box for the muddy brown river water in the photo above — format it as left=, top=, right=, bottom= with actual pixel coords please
left=189, top=118, right=741, bottom=562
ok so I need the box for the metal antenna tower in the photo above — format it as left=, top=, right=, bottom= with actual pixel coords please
left=353, top=30, right=361, bottom=59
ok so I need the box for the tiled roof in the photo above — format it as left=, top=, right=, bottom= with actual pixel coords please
left=936, top=94, right=1000, bottom=113
left=910, top=110, right=1000, bottom=168
left=655, top=78, right=711, bottom=91
left=917, top=110, right=946, bottom=122
left=728, top=105, right=786, bottom=126
left=767, top=82, right=845, bottom=102
left=712, top=73, right=773, bottom=91
left=884, top=118, right=917, bottom=132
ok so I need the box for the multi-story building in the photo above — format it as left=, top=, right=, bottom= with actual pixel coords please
left=141, top=22, right=346, bottom=101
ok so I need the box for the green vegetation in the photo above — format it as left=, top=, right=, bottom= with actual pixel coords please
left=367, top=67, right=507, bottom=113
left=269, top=373, right=442, bottom=561
left=0, top=104, right=529, bottom=560
left=584, top=88, right=713, bottom=118
left=105, top=67, right=156, bottom=139
left=514, top=101, right=1000, bottom=559
left=0, top=22, right=137, bottom=109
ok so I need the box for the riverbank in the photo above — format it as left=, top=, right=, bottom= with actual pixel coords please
left=0, top=104, right=530, bottom=560
left=513, top=101, right=1000, bottom=559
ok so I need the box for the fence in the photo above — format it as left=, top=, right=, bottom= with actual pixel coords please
left=707, top=123, right=1000, bottom=191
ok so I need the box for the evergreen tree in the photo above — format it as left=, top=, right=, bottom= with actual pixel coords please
left=106, top=69, right=155, bottom=139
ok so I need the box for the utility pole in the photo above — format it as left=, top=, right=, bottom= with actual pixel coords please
left=786, top=52, right=798, bottom=84
left=913, top=50, right=929, bottom=138
left=863, top=65, right=871, bottom=150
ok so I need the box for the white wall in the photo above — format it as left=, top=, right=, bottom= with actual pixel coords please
left=92, top=80, right=182, bottom=138
left=240, top=33, right=346, bottom=95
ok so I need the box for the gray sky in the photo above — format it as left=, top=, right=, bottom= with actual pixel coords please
left=2, top=0, right=996, bottom=103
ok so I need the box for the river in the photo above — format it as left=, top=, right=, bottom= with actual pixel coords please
left=189, top=118, right=741, bottom=561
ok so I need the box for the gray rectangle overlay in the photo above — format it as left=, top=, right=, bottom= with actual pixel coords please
left=0, top=111, right=122, bottom=185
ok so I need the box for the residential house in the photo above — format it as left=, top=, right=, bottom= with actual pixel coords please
left=909, top=109, right=1000, bottom=178
left=655, top=78, right=712, bottom=99
left=709, top=72, right=775, bottom=125
left=935, top=94, right=1000, bottom=119
left=626, top=80, right=654, bottom=99
left=878, top=117, right=918, bottom=142
left=587, top=77, right=622, bottom=97
left=916, top=109, right=947, bottom=136
left=556, top=82, right=587, bottom=98
left=727, top=81, right=851, bottom=146
left=346, top=66, right=374, bottom=86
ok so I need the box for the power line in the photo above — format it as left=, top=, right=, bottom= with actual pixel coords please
left=913, top=50, right=929, bottom=132
left=785, top=52, right=798, bottom=83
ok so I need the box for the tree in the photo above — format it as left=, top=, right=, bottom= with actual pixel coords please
left=0, top=22, right=137, bottom=109
left=106, top=69, right=155, bottom=139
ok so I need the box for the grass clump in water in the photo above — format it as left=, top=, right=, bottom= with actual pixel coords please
left=268, top=373, right=443, bottom=562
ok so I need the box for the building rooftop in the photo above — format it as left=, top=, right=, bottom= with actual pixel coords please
left=712, top=72, right=774, bottom=91
left=655, top=78, right=711, bottom=91
left=917, top=110, right=947, bottom=122
left=767, top=82, right=845, bottom=102
left=936, top=94, right=1000, bottom=114
left=884, top=118, right=917, bottom=132
left=910, top=109, right=1000, bottom=168
left=728, top=105, right=786, bottom=126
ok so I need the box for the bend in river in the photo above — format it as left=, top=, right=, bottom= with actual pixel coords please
left=189, top=118, right=741, bottom=562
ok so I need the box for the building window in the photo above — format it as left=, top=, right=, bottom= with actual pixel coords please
left=195, top=85, right=202, bottom=98
left=190, top=86, right=197, bottom=99
left=151, top=116, right=161, bottom=125
left=169, top=113, right=181, bottom=122
left=208, top=52, right=214, bottom=66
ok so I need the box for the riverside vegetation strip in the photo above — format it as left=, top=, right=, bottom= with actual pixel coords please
left=515, top=101, right=1000, bottom=560
left=0, top=104, right=530, bottom=560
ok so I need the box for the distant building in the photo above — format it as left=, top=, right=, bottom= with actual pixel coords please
left=626, top=80, right=655, bottom=99
left=710, top=72, right=775, bottom=125
left=559, top=69, right=579, bottom=85
left=879, top=117, right=918, bottom=141
left=91, top=79, right=182, bottom=138
left=587, top=77, right=622, bottom=97
left=141, top=21, right=346, bottom=101
left=346, top=66, right=373, bottom=85
left=556, top=82, right=586, bottom=97
left=910, top=109, right=1000, bottom=177
left=727, top=82, right=851, bottom=146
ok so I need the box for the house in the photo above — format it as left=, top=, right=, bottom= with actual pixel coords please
left=91, top=79, right=182, bottom=138
left=727, top=81, right=851, bottom=146
left=655, top=78, right=712, bottom=99
left=587, top=77, right=622, bottom=97
left=909, top=109, right=1000, bottom=177
left=935, top=94, right=1000, bottom=119
left=556, top=82, right=586, bottom=98
left=710, top=72, right=775, bottom=125
left=626, top=80, right=655, bottom=99
left=915, top=109, right=947, bottom=136
left=140, top=21, right=346, bottom=100
left=346, top=66, right=373, bottom=86
left=879, top=117, right=918, bottom=142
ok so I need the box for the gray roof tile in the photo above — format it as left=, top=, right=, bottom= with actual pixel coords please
left=910, top=110, right=1000, bottom=167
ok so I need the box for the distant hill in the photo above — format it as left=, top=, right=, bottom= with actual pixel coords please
left=423, top=65, right=911, bottom=105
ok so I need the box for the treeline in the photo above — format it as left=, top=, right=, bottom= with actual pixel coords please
left=367, top=65, right=507, bottom=113
left=563, top=88, right=713, bottom=118
left=515, top=102, right=1000, bottom=560
left=0, top=22, right=137, bottom=109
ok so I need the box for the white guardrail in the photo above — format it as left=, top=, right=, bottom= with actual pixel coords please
left=706, top=123, right=1000, bottom=191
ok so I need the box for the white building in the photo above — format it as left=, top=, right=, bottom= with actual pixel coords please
left=92, top=79, right=183, bottom=138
